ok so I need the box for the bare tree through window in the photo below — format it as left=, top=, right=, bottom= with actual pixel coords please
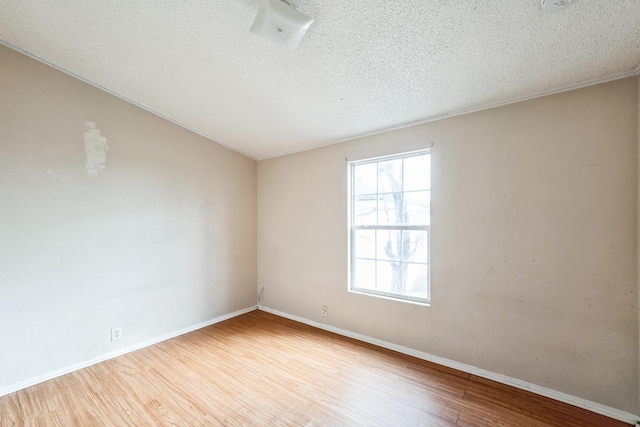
left=350, top=151, right=430, bottom=303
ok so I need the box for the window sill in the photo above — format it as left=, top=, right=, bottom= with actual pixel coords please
left=348, top=288, right=431, bottom=307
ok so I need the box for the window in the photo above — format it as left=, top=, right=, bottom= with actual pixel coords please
left=348, top=150, right=431, bottom=304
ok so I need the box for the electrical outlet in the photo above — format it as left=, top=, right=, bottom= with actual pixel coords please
left=111, top=327, right=122, bottom=341
left=322, top=306, right=328, bottom=317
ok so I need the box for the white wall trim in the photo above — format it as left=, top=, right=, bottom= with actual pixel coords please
left=258, top=305, right=640, bottom=425
left=0, top=305, right=257, bottom=399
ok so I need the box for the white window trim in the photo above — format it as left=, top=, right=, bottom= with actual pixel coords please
left=347, top=149, right=431, bottom=306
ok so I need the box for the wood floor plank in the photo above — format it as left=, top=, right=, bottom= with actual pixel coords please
left=462, top=384, right=544, bottom=417
left=0, top=393, right=22, bottom=427
left=403, top=362, right=470, bottom=398
left=465, top=374, right=628, bottom=427
left=408, top=359, right=472, bottom=380
left=0, top=310, right=630, bottom=426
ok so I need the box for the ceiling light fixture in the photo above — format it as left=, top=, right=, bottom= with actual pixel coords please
left=541, top=0, right=579, bottom=13
left=250, top=0, right=314, bottom=51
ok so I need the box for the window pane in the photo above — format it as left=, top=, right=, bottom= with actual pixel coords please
left=378, top=193, right=402, bottom=225
left=405, top=263, right=429, bottom=299
left=354, top=195, right=377, bottom=225
left=376, top=260, right=400, bottom=293
left=354, top=163, right=377, bottom=195
left=378, top=159, right=402, bottom=193
left=376, top=230, right=401, bottom=261
left=404, top=190, right=430, bottom=224
left=354, top=229, right=375, bottom=259
left=404, top=154, right=430, bottom=191
left=354, top=259, right=376, bottom=290
left=350, top=151, right=430, bottom=303
left=402, top=230, right=428, bottom=264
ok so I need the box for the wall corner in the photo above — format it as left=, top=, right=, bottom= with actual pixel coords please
left=637, top=74, right=640, bottom=417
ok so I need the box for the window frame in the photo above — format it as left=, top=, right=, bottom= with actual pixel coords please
left=347, top=149, right=431, bottom=306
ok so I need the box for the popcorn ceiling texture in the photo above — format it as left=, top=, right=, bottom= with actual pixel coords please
left=1, top=0, right=639, bottom=159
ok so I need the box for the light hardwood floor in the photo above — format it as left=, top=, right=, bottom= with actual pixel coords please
left=0, top=310, right=629, bottom=426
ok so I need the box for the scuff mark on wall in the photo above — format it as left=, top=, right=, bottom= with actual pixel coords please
left=181, top=189, right=205, bottom=228
left=84, top=122, right=108, bottom=175
left=45, top=169, right=79, bottom=186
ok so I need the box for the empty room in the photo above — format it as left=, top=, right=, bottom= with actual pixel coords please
left=1, top=0, right=639, bottom=426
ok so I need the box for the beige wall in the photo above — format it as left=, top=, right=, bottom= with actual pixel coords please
left=0, top=45, right=257, bottom=390
left=258, top=77, right=639, bottom=413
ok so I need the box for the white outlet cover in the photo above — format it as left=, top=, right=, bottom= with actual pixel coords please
left=111, top=327, right=122, bottom=341
left=541, top=0, right=579, bottom=14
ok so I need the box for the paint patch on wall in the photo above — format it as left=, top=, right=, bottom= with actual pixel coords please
left=84, top=122, right=108, bottom=175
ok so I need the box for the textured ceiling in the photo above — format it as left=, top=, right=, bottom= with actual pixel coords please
left=1, top=0, right=639, bottom=159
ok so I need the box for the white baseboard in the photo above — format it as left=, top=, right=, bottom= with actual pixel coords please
left=258, top=305, right=640, bottom=425
left=0, top=305, right=257, bottom=398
